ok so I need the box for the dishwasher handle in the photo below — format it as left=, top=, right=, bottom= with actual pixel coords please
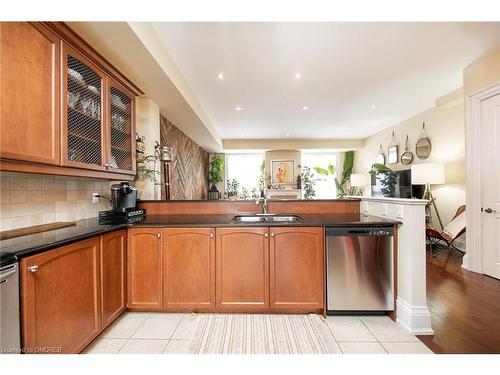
left=326, top=226, right=393, bottom=236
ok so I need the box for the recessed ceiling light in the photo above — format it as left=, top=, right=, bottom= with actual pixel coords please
left=371, top=105, right=376, bottom=109
left=286, top=133, right=290, bottom=137
left=217, top=73, right=224, bottom=80
left=235, top=106, right=242, bottom=111
left=302, top=106, right=309, bottom=111
left=294, top=72, right=301, bottom=80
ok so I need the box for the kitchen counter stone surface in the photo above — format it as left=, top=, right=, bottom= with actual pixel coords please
left=0, top=213, right=398, bottom=261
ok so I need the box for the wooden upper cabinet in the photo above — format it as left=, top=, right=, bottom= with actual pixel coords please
left=100, top=230, right=127, bottom=329
left=0, top=22, right=60, bottom=165
left=107, top=78, right=136, bottom=175
left=269, top=227, right=324, bottom=311
left=162, top=228, right=215, bottom=311
left=20, top=237, right=101, bottom=354
left=216, top=227, right=270, bottom=311
left=61, top=42, right=107, bottom=171
left=127, top=228, right=163, bottom=309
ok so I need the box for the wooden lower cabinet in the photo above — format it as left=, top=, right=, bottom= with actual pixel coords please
left=269, top=227, right=324, bottom=311
left=100, top=230, right=127, bottom=329
left=216, top=227, right=270, bottom=311
left=162, top=228, right=215, bottom=311
left=20, top=237, right=101, bottom=354
left=127, top=228, right=163, bottom=309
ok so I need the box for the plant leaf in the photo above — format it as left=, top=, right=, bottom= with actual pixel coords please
left=328, top=162, right=335, bottom=175
left=313, top=167, right=330, bottom=176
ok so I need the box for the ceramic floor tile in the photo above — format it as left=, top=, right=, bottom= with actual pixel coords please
left=83, top=338, right=127, bottom=354
left=339, top=342, right=387, bottom=354
left=132, top=313, right=184, bottom=339
left=100, top=312, right=150, bottom=339
left=163, top=340, right=192, bottom=354
left=326, top=316, right=377, bottom=342
left=119, top=339, right=169, bottom=354
left=360, top=316, right=419, bottom=342
left=381, top=341, right=434, bottom=354
left=172, top=314, right=200, bottom=340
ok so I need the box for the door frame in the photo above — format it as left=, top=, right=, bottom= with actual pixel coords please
left=463, top=81, right=500, bottom=273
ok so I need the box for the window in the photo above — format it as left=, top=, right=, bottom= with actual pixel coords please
left=301, top=152, right=339, bottom=199
left=225, top=153, right=265, bottom=197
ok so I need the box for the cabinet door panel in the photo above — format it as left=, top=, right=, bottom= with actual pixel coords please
left=0, top=22, right=60, bottom=164
left=21, top=237, right=101, bottom=354
left=127, top=228, right=162, bottom=309
left=163, top=228, right=215, bottom=311
left=270, top=227, right=324, bottom=311
left=100, top=230, right=126, bottom=329
left=61, top=42, right=106, bottom=171
left=216, top=227, right=269, bottom=311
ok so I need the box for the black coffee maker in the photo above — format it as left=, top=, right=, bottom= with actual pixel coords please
left=111, top=182, right=137, bottom=212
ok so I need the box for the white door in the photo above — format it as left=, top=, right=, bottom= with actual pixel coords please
left=481, top=93, right=500, bottom=279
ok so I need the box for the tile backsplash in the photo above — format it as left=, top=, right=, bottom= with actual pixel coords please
left=0, top=172, right=113, bottom=231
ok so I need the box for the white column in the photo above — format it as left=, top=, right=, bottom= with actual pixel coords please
left=135, top=97, right=160, bottom=200
left=360, top=197, right=434, bottom=335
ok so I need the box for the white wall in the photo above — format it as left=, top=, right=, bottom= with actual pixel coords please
left=354, top=89, right=466, bottom=238
left=135, top=97, right=160, bottom=200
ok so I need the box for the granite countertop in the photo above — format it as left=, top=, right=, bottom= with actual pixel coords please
left=135, top=213, right=399, bottom=228
left=0, top=218, right=127, bottom=262
left=0, top=212, right=399, bottom=263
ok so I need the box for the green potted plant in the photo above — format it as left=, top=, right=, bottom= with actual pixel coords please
left=226, top=178, right=240, bottom=199
left=314, top=151, right=354, bottom=198
left=208, top=154, right=224, bottom=198
left=369, top=163, right=397, bottom=197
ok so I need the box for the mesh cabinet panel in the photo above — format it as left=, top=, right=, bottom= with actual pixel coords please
left=66, top=55, right=103, bottom=166
left=109, top=86, right=132, bottom=171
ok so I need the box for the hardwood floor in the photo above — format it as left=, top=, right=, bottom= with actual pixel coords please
left=418, top=249, right=500, bottom=353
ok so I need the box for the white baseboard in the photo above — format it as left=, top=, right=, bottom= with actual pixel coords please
left=396, top=298, right=434, bottom=335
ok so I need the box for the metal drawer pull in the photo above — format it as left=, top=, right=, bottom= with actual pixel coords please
left=271, top=233, right=275, bottom=237
left=210, top=233, right=214, bottom=238
left=157, top=233, right=161, bottom=239
left=264, top=233, right=268, bottom=238
left=27, top=265, right=39, bottom=273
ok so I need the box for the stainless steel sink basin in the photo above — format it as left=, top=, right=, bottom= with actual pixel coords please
left=232, top=214, right=303, bottom=223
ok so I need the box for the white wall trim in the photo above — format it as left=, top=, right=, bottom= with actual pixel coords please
left=396, top=298, right=434, bottom=335
left=463, top=81, right=500, bottom=272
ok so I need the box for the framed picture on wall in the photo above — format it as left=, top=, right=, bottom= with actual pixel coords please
left=271, top=159, right=295, bottom=184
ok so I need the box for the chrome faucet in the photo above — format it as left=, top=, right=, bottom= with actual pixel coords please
left=255, top=197, right=268, bottom=215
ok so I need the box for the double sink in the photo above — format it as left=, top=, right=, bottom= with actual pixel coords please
left=232, top=214, right=303, bottom=223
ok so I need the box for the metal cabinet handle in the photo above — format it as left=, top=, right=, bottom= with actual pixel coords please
left=484, top=208, right=496, bottom=213
left=264, top=233, right=268, bottom=238
left=271, top=233, right=275, bottom=237
left=27, top=265, right=39, bottom=273
left=157, top=233, right=161, bottom=239
left=210, top=233, right=214, bottom=238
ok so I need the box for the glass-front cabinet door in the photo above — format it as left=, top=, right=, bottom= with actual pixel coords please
left=107, top=79, right=135, bottom=175
left=62, top=44, right=106, bottom=171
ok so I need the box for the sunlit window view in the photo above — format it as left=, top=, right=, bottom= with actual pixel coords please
left=225, top=153, right=264, bottom=197
left=301, top=152, right=339, bottom=199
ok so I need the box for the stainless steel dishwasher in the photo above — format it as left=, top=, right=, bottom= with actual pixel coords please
left=0, top=253, right=20, bottom=354
left=326, top=226, right=394, bottom=313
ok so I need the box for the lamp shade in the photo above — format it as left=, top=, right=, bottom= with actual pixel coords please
left=411, top=163, right=445, bottom=185
left=350, top=173, right=370, bottom=187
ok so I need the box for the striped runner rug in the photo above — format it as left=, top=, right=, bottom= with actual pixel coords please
left=189, top=314, right=339, bottom=354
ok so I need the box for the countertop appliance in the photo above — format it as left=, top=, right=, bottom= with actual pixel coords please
left=326, top=226, right=394, bottom=313
left=0, top=252, right=20, bottom=354
left=111, top=182, right=137, bottom=212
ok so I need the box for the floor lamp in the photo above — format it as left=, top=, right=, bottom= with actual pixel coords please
left=411, top=163, right=445, bottom=229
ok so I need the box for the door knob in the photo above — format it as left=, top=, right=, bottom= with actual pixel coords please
left=484, top=208, right=496, bottom=213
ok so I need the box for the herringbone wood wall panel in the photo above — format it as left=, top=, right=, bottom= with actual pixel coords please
left=160, top=116, right=208, bottom=200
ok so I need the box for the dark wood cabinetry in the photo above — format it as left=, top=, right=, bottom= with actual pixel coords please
left=0, top=21, right=139, bottom=179
left=20, top=237, right=101, bottom=354
left=215, top=227, right=270, bottom=311
left=162, top=228, right=215, bottom=311
left=270, top=227, right=324, bottom=311
left=127, top=228, right=163, bottom=309
left=0, top=22, right=60, bottom=165
left=100, top=230, right=127, bottom=329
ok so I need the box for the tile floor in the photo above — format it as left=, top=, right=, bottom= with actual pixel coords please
left=83, top=312, right=433, bottom=354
